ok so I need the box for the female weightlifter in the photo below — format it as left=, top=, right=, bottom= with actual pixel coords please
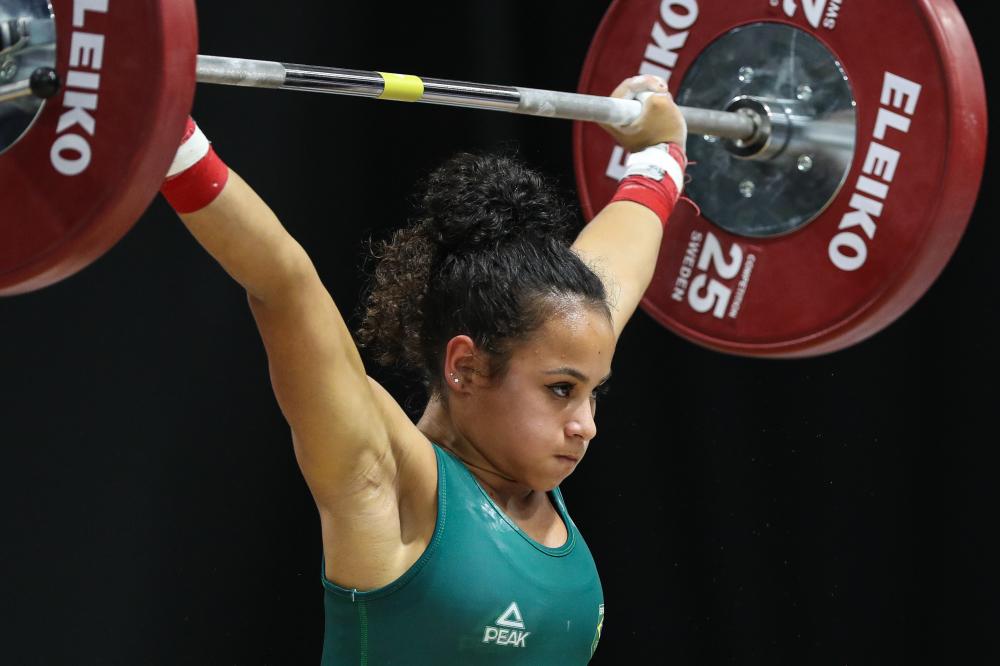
left=159, top=74, right=687, bottom=664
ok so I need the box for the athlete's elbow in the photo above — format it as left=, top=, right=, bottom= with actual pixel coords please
left=246, top=241, right=318, bottom=306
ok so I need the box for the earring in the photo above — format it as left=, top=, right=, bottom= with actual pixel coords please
left=450, top=372, right=460, bottom=384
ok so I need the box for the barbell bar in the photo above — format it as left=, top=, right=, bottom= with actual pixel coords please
left=8, top=50, right=763, bottom=143
left=10, top=47, right=845, bottom=162
left=194, top=55, right=760, bottom=143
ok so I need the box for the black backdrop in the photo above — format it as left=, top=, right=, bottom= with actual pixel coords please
left=1, top=1, right=996, bottom=663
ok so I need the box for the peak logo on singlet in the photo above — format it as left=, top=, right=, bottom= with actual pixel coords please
left=482, top=601, right=531, bottom=648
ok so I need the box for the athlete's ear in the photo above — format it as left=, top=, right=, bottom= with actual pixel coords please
left=443, top=335, right=489, bottom=390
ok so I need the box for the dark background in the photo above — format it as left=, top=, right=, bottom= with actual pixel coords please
left=1, top=1, right=996, bottom=663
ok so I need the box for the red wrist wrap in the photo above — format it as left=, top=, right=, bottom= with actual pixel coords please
left=160, top=135, right=230, bottom=214
left=609, top=143, right=686, bottom=225
left=611, top=177, right=679, bottom=225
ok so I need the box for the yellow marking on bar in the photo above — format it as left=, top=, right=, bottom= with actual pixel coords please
left=377, top=72, right=425, bottom=102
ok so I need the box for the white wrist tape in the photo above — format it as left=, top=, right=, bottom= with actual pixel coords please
left=166, top=123, right=211, bottom=178
left=624, top=143, right=685, bottom=194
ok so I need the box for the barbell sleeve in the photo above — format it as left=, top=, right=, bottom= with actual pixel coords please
left=195, top=55, right=758, bottom=142
left=0, top=67, right=60, bottom=103
left=0, top=78, right=32, bottom=104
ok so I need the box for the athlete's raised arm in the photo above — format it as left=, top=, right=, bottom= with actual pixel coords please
left=161, top=120, right=402, bottom=514
left=572, top=75, right=688, bottom=339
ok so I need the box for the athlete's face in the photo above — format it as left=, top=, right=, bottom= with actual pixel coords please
left=471, top=303, right=616, bottom=491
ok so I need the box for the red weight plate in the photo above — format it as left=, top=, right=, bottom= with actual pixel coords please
left=0, top=0, right=198, bottom=295
left=574, top=0, right=987, bottom=357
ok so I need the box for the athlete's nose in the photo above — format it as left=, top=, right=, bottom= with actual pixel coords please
left=566, top=398, right=597, bottom=442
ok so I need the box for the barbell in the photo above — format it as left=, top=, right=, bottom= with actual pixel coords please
left=0, top=0, right=987, bottom=358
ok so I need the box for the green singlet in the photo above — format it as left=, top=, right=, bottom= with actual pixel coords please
left=321, top=443, right=606, bottom=665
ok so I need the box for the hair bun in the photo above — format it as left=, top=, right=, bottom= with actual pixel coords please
left=418, top=153, right=575, bottom=254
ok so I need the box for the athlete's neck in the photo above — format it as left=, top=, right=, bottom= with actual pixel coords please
left=417, top=395, right=540, bottom=510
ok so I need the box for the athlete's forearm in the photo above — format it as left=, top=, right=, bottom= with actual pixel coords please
left=179, top=170, right=314, bottom=305
left=161, top=119, right=316, bottom=305
left=573, top=139, right=685, bottom=337
left=572, top=201, right=664, bottom=337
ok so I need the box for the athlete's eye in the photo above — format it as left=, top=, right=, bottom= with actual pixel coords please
left=591, top=383, right=611, bottom=399
left=548, top=383, right=573, bottom=398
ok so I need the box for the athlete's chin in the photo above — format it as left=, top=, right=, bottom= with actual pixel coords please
left=520, top=455, right=583, bottom=490
left=547, top=455, right=582, bottom=485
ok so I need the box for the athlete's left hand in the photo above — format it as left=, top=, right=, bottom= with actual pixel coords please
left=600, top=75, right=688, bottom=153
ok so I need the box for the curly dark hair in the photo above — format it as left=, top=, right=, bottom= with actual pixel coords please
left=357, top=152, right=610, bottom=396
